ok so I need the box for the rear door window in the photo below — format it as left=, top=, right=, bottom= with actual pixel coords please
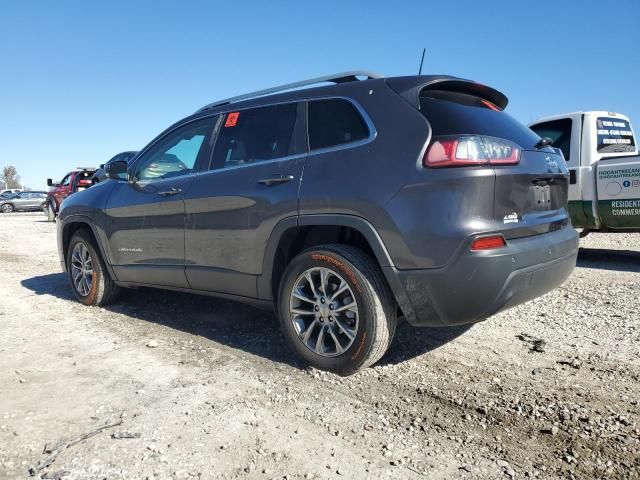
left=211, top=103, right=299, bottom=170
left=529, top=118, right=572, bottom=161
left=420, top=90, right=540, bottom=149
left=307, top=99, right=369, bottom=150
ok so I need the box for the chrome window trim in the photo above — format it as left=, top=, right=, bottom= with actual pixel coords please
left=195, top=152, right=309, bottom=177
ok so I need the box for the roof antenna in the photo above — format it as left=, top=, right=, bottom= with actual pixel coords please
left=418, top=48, right=426, bottom=75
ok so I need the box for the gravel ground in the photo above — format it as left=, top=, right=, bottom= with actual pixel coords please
left=0, top=213, right=638, bottom=479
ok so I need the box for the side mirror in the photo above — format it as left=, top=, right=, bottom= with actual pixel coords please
left=46, top=178, right=53, bottom=187
left=106, top=160, right=128, bottom=180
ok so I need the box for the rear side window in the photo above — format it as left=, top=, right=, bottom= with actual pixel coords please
left=529, top=118, right=572, bottom=161
left=308, top=99, right=369, bottom=150
left=420, top=90, right=540, bottom=149
left=211, top=103, right=298, bottom=169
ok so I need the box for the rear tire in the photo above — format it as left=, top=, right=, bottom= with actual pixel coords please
left=1, top=203, right=14, bottom=213
left=278, top=244, right=397, bottom=376
left=67, top=230, right=119, bottom=306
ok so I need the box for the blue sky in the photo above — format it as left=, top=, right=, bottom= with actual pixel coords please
left=1, top=0, right=639, bottom=189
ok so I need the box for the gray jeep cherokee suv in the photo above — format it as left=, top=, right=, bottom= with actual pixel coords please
left=57, top=71, right=578, bottom=374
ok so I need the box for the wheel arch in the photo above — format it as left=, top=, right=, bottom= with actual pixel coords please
left=258, top=215, right=395, bottom=302
left=60, top=217, right=117, bottom=280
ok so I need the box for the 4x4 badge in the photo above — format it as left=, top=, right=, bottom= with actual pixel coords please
left=503, top=212, right=519, bottom=224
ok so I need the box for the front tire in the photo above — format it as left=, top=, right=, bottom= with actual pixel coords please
left=278, top=244, right=397, bottom=375
left=1, top=203, right=14, bottom=213
left=67, top=231, right=119, bottom=306
left=46, top=201, right=56, bottom=222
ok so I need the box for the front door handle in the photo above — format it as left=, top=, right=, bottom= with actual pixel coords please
left=257, top=174, right=295, bottom=186
left=157, top=187, right=182, bottom=196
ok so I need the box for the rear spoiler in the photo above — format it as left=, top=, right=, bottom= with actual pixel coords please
left=385, top=75, right=509, bottom=111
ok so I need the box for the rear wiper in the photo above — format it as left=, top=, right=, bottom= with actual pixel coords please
left=535, top=137, right=553, bottom=149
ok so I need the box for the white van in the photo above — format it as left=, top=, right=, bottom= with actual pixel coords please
left=530, top=111, right=640, bottom=235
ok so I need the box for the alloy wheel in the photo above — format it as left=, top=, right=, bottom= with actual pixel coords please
left=70, top=242, right=94, bottom=297
left=289, top=267, right=359, bottom=357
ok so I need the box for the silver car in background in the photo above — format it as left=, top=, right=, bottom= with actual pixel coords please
left=0, top=191, right=48, bottom=213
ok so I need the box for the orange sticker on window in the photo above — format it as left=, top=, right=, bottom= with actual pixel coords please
left=225, top=112, right=240, bottom=127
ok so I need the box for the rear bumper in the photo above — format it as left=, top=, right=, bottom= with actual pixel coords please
left=383, top=226, right=578, bottom=327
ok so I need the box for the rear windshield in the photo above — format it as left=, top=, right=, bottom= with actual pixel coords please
left=420, top=90, right=540, bottom=149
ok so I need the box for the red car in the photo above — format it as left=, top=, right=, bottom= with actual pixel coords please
left=45, top=168, right=96, bottom=221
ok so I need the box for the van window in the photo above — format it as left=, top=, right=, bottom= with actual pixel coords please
left=596, top=117, right=636, bottom=153
left=308, top=99, right=369, bottom=150
left=529, top=118, right=572, bottom=162
left=211, top=103, right=298, bottom=169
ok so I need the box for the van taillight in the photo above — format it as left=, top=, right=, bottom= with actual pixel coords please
left=424, top=136, right=520, bottom=168
left=470, top=235, right=507, bottom=251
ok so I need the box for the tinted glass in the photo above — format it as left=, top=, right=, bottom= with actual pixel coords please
left=134, top=119, right=213, bottom=182
left=308, top=99, right=369, bottom=150
left=61, top=174, right=71, bottom=186
left=420, top=91, right=540, bottom=149
left=211, top=104, right=298, bottom=169
left=529, top=118, right=572, bottom=161
left=596, top=116, right=636, bottom=153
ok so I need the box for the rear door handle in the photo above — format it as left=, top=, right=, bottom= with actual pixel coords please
left=157, top=187, right=182, bottom=196
left=257, top=174, right=295, bottom=186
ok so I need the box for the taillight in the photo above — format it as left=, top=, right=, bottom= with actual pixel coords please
left=470, top=235, right=507, bottom=251
left=424, top=136, right=521, bottom=168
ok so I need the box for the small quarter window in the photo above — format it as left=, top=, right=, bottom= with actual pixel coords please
left=211, top=103, right=298, bottom=170
left=307, top=99, right=369, bottom=150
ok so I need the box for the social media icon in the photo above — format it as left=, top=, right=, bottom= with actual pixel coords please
left=623, top=180, right=631, bottom=187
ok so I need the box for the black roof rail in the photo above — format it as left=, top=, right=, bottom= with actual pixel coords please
left=195, top=70, right=381, bottom=113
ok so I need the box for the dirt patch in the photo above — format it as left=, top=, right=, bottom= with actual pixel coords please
left=0, top=214, right=638, bottom=479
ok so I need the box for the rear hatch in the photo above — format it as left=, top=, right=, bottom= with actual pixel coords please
left=417, top=84, right=569, bottom=238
